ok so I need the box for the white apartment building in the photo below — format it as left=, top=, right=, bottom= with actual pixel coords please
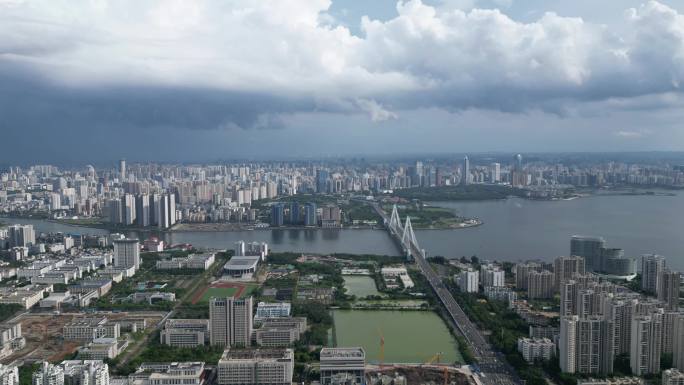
left=456, top=269, right=479, bottom=293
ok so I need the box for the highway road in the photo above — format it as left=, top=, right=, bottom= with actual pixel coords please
left=371, top=203, right=520, bottom=385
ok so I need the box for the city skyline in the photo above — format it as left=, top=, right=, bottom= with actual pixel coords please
left=3, top=1, right=684, bottom=162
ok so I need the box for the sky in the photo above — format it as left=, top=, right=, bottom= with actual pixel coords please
left=2, top=0, right=684, bottom=164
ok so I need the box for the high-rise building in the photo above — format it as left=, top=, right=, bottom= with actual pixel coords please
left=135, top=194, right=150, bottom=227
left=119, top=159, right=126, bottom=181
left=559, top=315, right=614, bottom=375
left=271, top=204, right=284, bottom=227
left=457, top=269, right=479, bottom=293
left=316, top=169, right=329, bottom=193
left=480, top=264, right=505, bottom=287
left=554, top=256, right=586, bottom=290
left=217, top=348, right=293, bottom=385
left=604, top=297, right=638, bottom=355
left=490, top=162, right=501, bottom=183
left=630, top=311, right=663, bottom=376
left=515, top=262, right=543, bottom=290
left=320, top=347, right=366, bottom=385
left=571, top=236, right=606, bottom=272
left=112, top=238, right=140, bottom=270
left=8, top=224, right=35, bottom=248
left=304, top=203, right=317, bottom=227
left=288, top=202, right=300, bottom=225
left=32, top=362, right=64, bottom=385
left=658, top=270, right=681, bottom=310
left=0, top=364, right=18, bottom=385
left=642, top=254, right=666, bottom=294
left=122, top=194, right=136, bottom=225
left=210, top=296, right=253, bottom=347
left=528, top=270, right=554, bottom=299
left=461, top=156, right=470, bottom=186
left=675, top=315, right=684, bottom=371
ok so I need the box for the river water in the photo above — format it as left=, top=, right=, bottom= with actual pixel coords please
left=5, top=191, right=684, bottom=269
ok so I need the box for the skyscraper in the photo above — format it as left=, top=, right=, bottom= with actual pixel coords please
left=119, top=159, right=126, bottom=181
left=316, top=169, right=329, bottom=193
left=0, top=364, right=18, bottom=385
left=113, top=238, right=140, bottom=270
left=528, top=270, right=554, bottom=299
left=122, top=193, right=136, bottom=225
left=642, top=254, right=666, bottom=294
left=288, top=202, right=300, bottom=225
left=490, top=162, right=501, bottom=183
left=210, top=296, right=253, bottom=347
left=461, top=156, right=470, bottom=186
left=570, top=236, right=606, bottom=272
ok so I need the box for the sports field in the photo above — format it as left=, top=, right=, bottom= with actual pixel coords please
left=191, top=282, right=257, bottom=304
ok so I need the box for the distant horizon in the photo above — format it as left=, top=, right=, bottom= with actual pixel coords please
left=5, top=150, right=684, bottom=169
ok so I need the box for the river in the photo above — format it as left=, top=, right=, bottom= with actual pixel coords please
left=4, top=191, right=684, bottom=269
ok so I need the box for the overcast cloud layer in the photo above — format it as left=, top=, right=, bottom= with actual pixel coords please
left=2, top=0, right=684, bottom=163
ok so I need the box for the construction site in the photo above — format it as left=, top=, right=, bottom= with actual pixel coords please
left=1, top=310, right=166, bottom=364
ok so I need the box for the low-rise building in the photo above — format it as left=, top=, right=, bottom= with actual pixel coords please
left=578, top=378, right=644, bottom=385
left=63, top=317, right=120, bottom=342
left=0, top=364, right=19, bottom=385
left=129, top=362, right=205, bottom=385
left=129, top=291, right=175, bottom=305
left=0, top=323, right=25, bottom=359
left=664, top=370, right=684, bottom=385
left=156, top=253, right=215, bottom=270
left=77, top=338, right=124, bottom=360
left=160, top=319, right=210, bottom=348
left=217, top=348, right=293, bottom=385
left=0, top=284, right=53, bottom=309
left=320, top=347, right=366, bottom=385
left=255, top=302, right=291, bottom=320
left=517, top=337, right=555, bottom=362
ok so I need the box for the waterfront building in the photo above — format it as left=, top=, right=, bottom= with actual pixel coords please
left=461, top=156, right=470, bottom=186
left=571, top=236, right=605, bottom=272
left=320, top=347, right=366, bottom=385
left=271, top=204, right=284, bottom=227
left=210, top=297, right=253, bottom=347
left=217, top=348, right=293, bottom=385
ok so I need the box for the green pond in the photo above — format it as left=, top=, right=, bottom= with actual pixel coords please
left=332, top=310, right=462, bottom=364
left=343, top=275, right=382, bottom=298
